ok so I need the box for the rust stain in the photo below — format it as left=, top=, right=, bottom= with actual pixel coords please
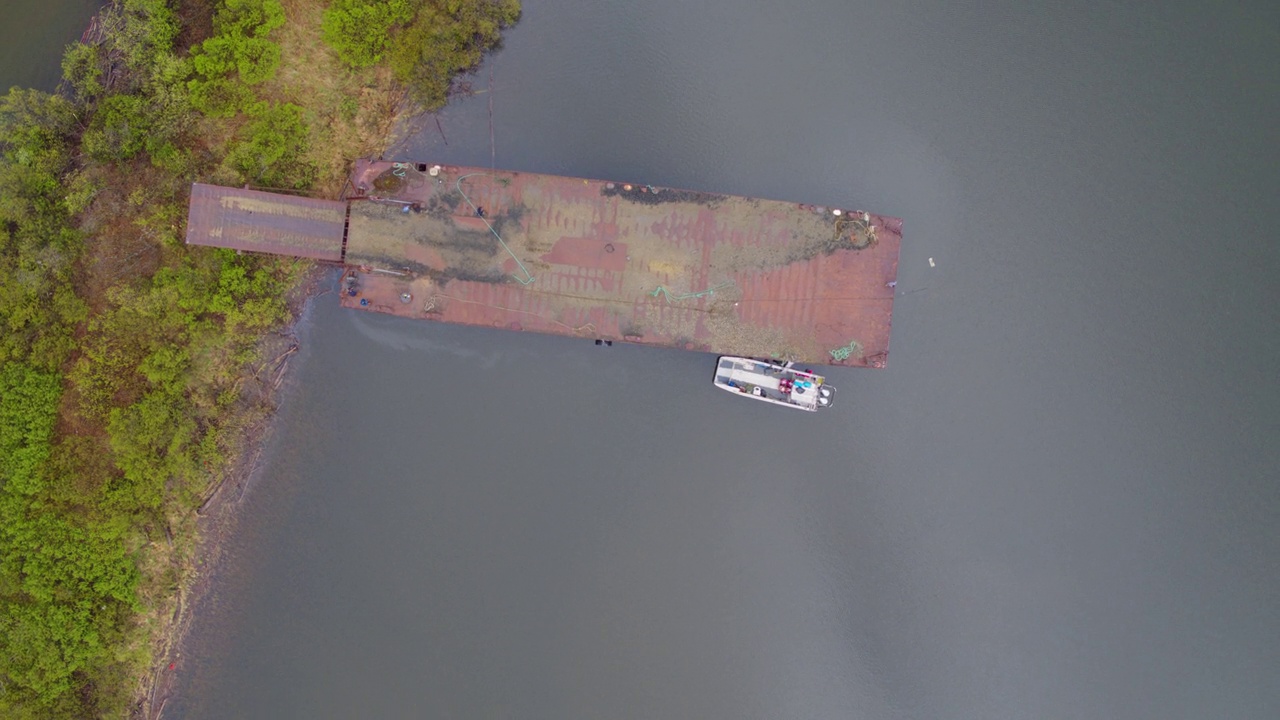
left=541, top=237, right=627, bottom=272
left=336, top=161, right=902, bottom=367
left=189, top=161, right=902, bottom=367
left=185, top=183, right=345, bottom=261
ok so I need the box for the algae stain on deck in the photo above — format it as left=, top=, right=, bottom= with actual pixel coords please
left=186, top=160, right=902, bottom=366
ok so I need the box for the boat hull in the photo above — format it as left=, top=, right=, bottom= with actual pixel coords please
left=712, top=356, right=836, bottom=411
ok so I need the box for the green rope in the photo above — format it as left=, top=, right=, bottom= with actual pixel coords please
left=454, top=172, right=536, bottom=285
left=828, top=340, right=862, bottom=361
left=649, top=281, right=734, bottom=304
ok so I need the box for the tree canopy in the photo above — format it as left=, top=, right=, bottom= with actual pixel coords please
left=323, top=0, right=521, bottom=109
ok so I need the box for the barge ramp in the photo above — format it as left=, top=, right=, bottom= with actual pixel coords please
left=186, top=160, right=902, bottom=367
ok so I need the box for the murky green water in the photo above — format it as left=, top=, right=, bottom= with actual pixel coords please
left=0, top=0, right=101, bottom=92
left=5, top=1, right=1278, bottom=718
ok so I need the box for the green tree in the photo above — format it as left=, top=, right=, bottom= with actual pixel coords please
left=0, top=88, right=84, bottom=370
left=224, top=101, right=315, bottom=189
left=60, top=43, right=103, bottom=103
left=0, top=364, right=137, bottom=710
left=188, top=0, right=286, bottom=116
left=0, top=364, right=60, bottom=496
left=386, top=0, right=521, bottom=109
left=82, top=94, right=153, bottom=161
left=108, top=0, right=183, bottom=76
left=322, top=0, right=415, bottom=67
left=106, top=390, right=198, bottom=512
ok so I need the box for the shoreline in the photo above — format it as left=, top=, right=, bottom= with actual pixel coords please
left=0, top=0, right=523, bottom=711
left=126, top=71, right=428, bottom=720
left=133, top=264, right=336, bottom=720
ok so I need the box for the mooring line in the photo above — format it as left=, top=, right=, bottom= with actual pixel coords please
left=454, top=172, right=536, bottom=285
left=648, top=281, right=734, bottom=303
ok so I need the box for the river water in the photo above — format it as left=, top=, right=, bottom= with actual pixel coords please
left=0, top=0, right=102, bottom=92
left=7, top=1, right=1280, bottom=718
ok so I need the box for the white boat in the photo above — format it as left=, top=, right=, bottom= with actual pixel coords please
left=712, top=356, right=836, bottom=411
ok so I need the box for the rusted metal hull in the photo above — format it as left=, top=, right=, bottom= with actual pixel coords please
left=185, top=183, right=347, bottom=262
left=338, top=161, right=900, bottom=367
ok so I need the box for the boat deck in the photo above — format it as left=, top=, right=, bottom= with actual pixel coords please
left=339, top=160, right=900, bottom=366
left=713, top=357, right=832, bottom=409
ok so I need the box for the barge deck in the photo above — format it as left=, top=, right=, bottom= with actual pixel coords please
left=186, top=160, right=902, bottom=367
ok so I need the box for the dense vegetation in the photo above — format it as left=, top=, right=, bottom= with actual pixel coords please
left=323, top=0, right=521, bottom=108
left=0, top=0, right=517, bottom=716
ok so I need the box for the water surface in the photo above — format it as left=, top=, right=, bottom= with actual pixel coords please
left=0, top=0, right=101, bottom=92
left=27, top=0, right=1278, bottom=718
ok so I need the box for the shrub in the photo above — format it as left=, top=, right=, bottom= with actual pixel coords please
left=224, top=101, right=315, bottom=189
left=0, top=88, right=83, bottom=370
left=322, top=0, right=415, bottom=67
left=386, top=0, right=522, bottom=110
left=60, top=43, right=103, bottom=103
left=188, top=0, right=286, bottom=116
left=82, top=94, right=153, bottom=161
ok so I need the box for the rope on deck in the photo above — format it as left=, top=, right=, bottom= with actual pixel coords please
left=454, top=172, right=536, bottom=285
left=828, top=339, right=862, bottom=361
left=649, top=281, right=734, bottom=304
left=835, top=215, right=877, bottom=250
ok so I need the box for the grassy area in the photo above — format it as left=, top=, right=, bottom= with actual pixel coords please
left=0, top=1, right=518, bottom=716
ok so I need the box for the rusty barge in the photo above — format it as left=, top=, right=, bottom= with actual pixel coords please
left=186, top=160, right=902, bottom=367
